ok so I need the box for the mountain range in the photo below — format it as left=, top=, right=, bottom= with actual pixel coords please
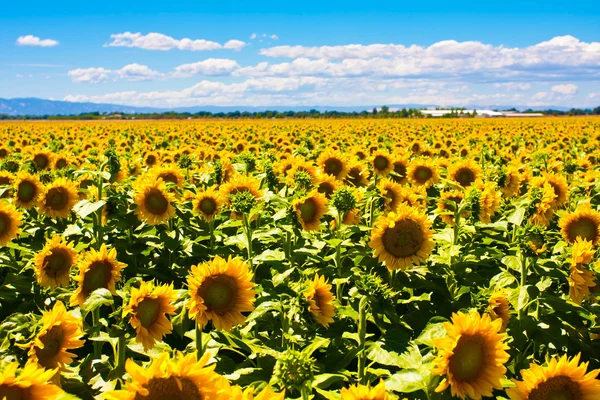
left=0, top=97, right=575, bottom=117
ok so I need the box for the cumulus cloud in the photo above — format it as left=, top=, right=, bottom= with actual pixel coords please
left=590, top=92, right=600, bottom=99
left=551, top=84, right=578, bottom=95
left=250, top=33, right=257, bottom=40
left=68, top=64, right=162, bottom=83
left=106, top=32, right=246, bottom=51
left=493, top=82, right=532, bottom=91
left=271, top=34, right=279, bottom=40
left=16, top=35, right=59, bottom=47
left=172, top=59, right=241, bottom=78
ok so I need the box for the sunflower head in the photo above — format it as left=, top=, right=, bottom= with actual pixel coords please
left=33, top=235, right=78, bottom=288
left=371, top=151, right=394, bottom=176
left=369, top=205, right=434, bottom=270
left=449, top=159, right=482, bottom=188
left=340, top=380, right=389, bottom=400
left=318, top=149, right=349, bottom=180
left=488, top=290, right=511, bottom=331
left=187, top=256, right=256, bottom=331
left=407, top=159, right=439, bottom=187
left=304, top=274, right=336, bottom=326
left=559, top=205, right=600, bottom=245
left=40, top=177, right=78, bottom=219
left=134, top=177, right=176, bottom=225
left=0, top=362, right=64, bottom=399
left=273, top=349, right=317, bottom=393
left=13, top=172, right=43, bottom=208
left=292, top=191, right=328, bottom=231
left=0, top=200, right=23, bottom=246
left=192, top=187, right=225, bottom=222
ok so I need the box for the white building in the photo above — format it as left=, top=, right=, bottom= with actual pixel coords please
left=420, top=109, right=543, bottom=117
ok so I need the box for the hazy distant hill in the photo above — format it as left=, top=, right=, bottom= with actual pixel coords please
left=0, top=97, right=573, bottom=116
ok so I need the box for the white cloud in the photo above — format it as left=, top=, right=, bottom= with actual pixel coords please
left=270, top=34, right=279, bottom=40
left=172, top=59, right=241, bottom=78
left=493, top=82, right=531, bottom=91
left=551, top=84, right=578, bottom=95
left=532, top=92, right=549, bottom=100
left=16, top=35, right=59, bottom=47
left=107, top=32, right=246, bottom=51
left=68, top=64, right=162, bottom=83
left=250, top=33, right=257, bottom=40
left=590, top=92, right=600, bottom=100
left=68, top=67, right=111, bottom=83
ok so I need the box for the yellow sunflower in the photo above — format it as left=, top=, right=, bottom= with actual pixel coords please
left=407, top=159, right=440, bottom=187
left=390, top=156, right=409, bottom=184
left=292, top=191, right=328, bottom=231
left=449, top=159, right=482, bottom=188
left=378, top=178, right=404, bottom=212
left=570, top=238, right=595, bottom=266
left=488, top=290, right=511, bottom=331
left=230, top=385, right=285, bottom=400
left=437, top=189, right=465, bottom=225
left=133, top=177, right=176, bottom=225
left=13, top=172, right=43, bottom=208
left=500, top=166, right=523, bottom=198
left=559, top=205, right=600, bottom=245
left=346, top=161, right=370, bottom=187
left=340, top=380, right=389, bottom=400
left=27, top=301, right=85, bottom=370
left=544, top=172, right=569, bottom=207
left=315, top=173, right=339, bottom=199
left=304, top=274, right=336, bottom=327
left=32, top=150, right=53, bottom=170
left=187, top=256, right=256, bottom=331
left=148, top=164, right=186, bottom=188
left=220, top=174, right=263, bottom=202
left=103, top=352, right=230, bottom=400
left=432, top=311, right=510, bottom=400
left=470, top=180, right=501, bottom=224
left=192, top=187, right=225, bottom=222
left=0, top=200, right=23, bottom=246
left=0, top=362, right=64, bottom=399
left=369, top=205, right=435, bottom=270
left=371, top=151, right=394, bottom=176
left=0, top=171, right=14, bottom=199
left=123, top=281, right=178, bottom=351
left=70, top=244, right=127, bottom=307
left=318, top=149, right=349, bottom=180
left=32, top=235, right=78, bottom=288
left=528, top=181, right=557, bottom=226
left=39, top=177, right=78, bottom=219
left=569, top=264, right=596, bottom=305
left=506, top=353, right=600, bottom=400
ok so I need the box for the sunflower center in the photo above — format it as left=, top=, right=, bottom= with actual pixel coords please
left=0, top=212, right=10, bottom=235
left=347, top=168, right=363, bottom=186
left=0, top=385, right=29, bottom=400
left=374, top=155, right=389, bottom=171
left=455, top=168, right=476, bottom=187
left=34, top=325, right=65, bottom=369
left=199, top=198, right=217, bottom=215
left=414, top=166, right=433, bottom=183
left=144, top=189, right=169, bottom=215
left=198, top=275, right=238, bottom=315
left=318, top=182, right=335, bottom=198
left=159, top=173, right=178, bottom=185
left=146, top=155, right=157, bottom=166
left=43, top=248, right=72, bottom=278
left=82, top=260, right=113, bottom=296
left=34, top=154, right=49, bottom=169
left=46, top=187, right=69, bottom=211
left=384, top=189, right=397, bottom=207
left=324, top=158, right=343, bottom=176
left=393, top=162, right=407, bottom=182
left=449, top=335, right=485, bottom=382
left=529, top=376, right=582, bottom=400
left=381, top=219, right=425, bottom=258
left=17, top=180, right=37, bottom=202
left=299, top=198, right=318, bottom=223
left=134, top=377, right=202, bottom=400
left=55, top=159, right=67, bottom=169
left=549, top=182, right=562, bottom=199
left=568, top=218, right=598, bottom=242
left=136, top=298, right=161, bottom=328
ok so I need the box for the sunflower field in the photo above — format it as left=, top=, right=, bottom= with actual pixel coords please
left=1, top=118, right=600, bottom=400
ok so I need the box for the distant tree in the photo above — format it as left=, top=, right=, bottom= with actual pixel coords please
left=372, top=107, right=378, bottom=115
left=380, top=105, right=389, bottom=114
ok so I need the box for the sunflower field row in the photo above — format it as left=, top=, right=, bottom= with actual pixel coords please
left=0, top=118, right=599, bottom=400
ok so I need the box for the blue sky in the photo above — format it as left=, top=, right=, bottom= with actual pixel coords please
left=2, top=1, right=600, bottom=108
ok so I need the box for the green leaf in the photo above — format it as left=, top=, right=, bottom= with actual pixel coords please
left=415, top=321, right=447, bottom=348
left=81, top=288, right=113, bottom=313
left=313, top=373, right=347, bottom=389
left=301, top=336, right=330, bottom=357
left=254, top=249, right=286, bottom=262
left=74, top=200, right=106, bottom=219
left=386, top=370, right=427, bottom=393
left=502, top=255, right=521, bottom=272
left=508, top=207, right=526, bottom=226
left=367, top=342, right=404, bottom=366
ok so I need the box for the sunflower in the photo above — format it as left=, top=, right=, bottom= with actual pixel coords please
left=369, top=205, right=435, bottom=270
left=318, top=149, right=349, bottom=180
left=499, top=166, right=523, bottom=197
left=32, top=150, right=53, bottom=170
left=449, top=159, right=482, bottom=188
left=0, top=362, right=64, bottom=399
left=407, top=159, right=439, bottom=187
left=133, top=177, right=176, bottom=225
left=527, top=181, right=557, bottom=226
left=559, top=205, right=600, bottom=244
left=103, top=352, right=230, bottom=400
left=220, top=174, right=263, bottom=203
left=437, top=189, right=465, bottom=225
left=13, top=171, right=43, bottom=208
left=569, top=264, right=596, bottom=305
left=0, top=171, right=14, bottom=199
left=187, top=256, right=256, bottom=331
left=371, top=151, right=394, bottom=176
left=292, top=191, right=328, bottom=231
left=143, top=151, right=159, bottom=167
left=123, top=281, right=178, bottom=351
left=32, top=235, right=78, bottom=288
left=39, top=177, right=78, bottom=219
left=0, top=200, right=23, bottom=246
left=70, top=244, right=127, bottom=307
left=544, top=172, right=569, bottom=207
left=346, top=161, right=370, bottom=187
left=432, top=311, right=510, bottom=400
left=488, top=290, right=511, bottom=331
left=390, top=156, right=409, bottom=184
left=340, top=381, right=389, bottom=400
left=506, top=353, right=600, bottom=400
left=148, top=164, right=185, bottom=188
left=230, top=385, right=285, bottom=400
left=192, top=187, right=225, bottom=222
left=378, top=178, right=404, bottom=212
left=570, top=238, right=595, bottom=266
left=27, top=301, right=85, bottom=370
left=469, top=180, right=501, bottom=224
left=316, top=173, right=339, bottom=199
left=304, top=274, right=335, bottom=327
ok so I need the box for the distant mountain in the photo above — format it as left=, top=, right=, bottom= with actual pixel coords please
left=0, top=97, right=580, bottom=116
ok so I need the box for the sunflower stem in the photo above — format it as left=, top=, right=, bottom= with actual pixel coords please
left=518, top=253, right=529, bottom=321
left=195, top=319, right=204, bottom=361
left=116, top=335, right=126, bottom=376
left=357, top=296, right=369, bottom=385
left=92, top=308, right=102, bottom=359
left=243, top=213, right=254, bottom=268
left=335, top=239, right=343, bottom=304
left=209, top=219, right=215, bottom=253
left=94, top=167, right=104, bottom=250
